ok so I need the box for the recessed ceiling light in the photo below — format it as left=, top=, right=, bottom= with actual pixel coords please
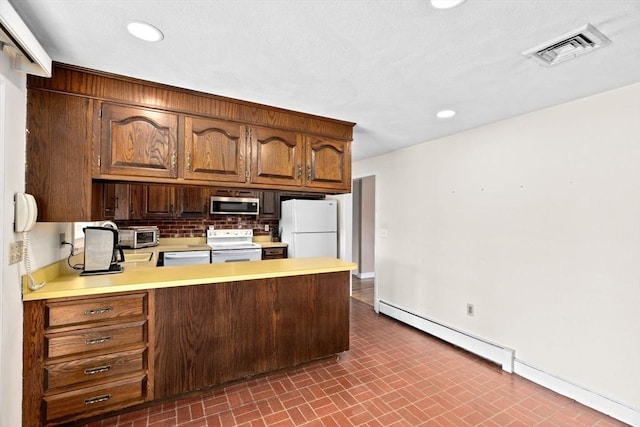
left=436, top=109, right=456, bottom=119
left=430, top=0, right=467, bottom=9
left=126, top=21, right=164, bottom=42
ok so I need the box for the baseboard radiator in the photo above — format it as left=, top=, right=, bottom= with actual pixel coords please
left=378, top=300, right=514, bottom=372
left=377, top=300, right=640, bottom=427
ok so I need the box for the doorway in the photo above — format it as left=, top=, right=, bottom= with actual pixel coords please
left=351, top=175, right=375, bottom=306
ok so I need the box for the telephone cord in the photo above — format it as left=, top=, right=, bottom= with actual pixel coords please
left=23, top=231, right=46, bottom=291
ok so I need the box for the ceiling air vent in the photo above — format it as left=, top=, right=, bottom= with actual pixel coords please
left=522, top=23, right=611, bottom=66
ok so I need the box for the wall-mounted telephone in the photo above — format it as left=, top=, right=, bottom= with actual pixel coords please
left=14, top=193, right=45, bottom=290
left=14, top=192, right=38, bottom=232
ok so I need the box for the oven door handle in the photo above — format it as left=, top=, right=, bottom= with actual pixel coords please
left=212, top=249, right=261, bottom=256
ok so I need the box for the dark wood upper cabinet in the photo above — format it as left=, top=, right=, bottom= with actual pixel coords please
left=259, top=191, right=279, bottom=219
left=184, top=116, right=248, bottom=183
left=304, top=136, right=351, bottom=192
left=250, top=126, right=303, bottom=187
left=26, top=90, right=95, bottom=222
left=177, top=187, right=208, bottom=217
left=101, top=182, right=132, bottom=220
left=141, top=184, right=175, bottom=218
left=26, top=64, right=354, bottom=221
left=99, top=103, right=178, bottom=179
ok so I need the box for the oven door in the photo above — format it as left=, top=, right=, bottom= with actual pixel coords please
left=211, top=248, right=262, bottom=263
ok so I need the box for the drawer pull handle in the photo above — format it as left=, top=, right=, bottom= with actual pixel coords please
left=84, top=365, right=111, bottom=375
left=84, top=394, right=111, bottom=405
left=84, top=307, right=113, bottom=315
left=85, top=336, right=112, bottom=345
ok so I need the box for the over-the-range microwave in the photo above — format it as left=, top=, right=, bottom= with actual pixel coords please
left=210, top=196, right=259, bottom=215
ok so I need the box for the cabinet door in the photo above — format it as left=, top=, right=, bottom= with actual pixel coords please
left=128, top=184, right=144, bottom=220
left=27, top=91, right=95, bottom=221
left=262, top=247, right=287, bottom=259
left=177, top=187, right=207, bottom=217
left=304, top=136, right=351, bottom=192
left=100, top=104, right=178, bottom=179
left=101, top=182, right=131, bottom=220
left=141, top=185, right=175, bottom=218
left=184, top=116, right=247, bottom=183
left=249, top=126, right=303, bottom=187
left=259, top=191, right=279, bottom=219
left=211, top=188, right=258, bottom=198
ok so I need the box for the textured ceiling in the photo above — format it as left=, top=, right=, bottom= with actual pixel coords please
left=9, top=0, right=640, bottom=161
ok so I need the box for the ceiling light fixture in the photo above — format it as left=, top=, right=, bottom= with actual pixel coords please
left=126, top=21, right=164, bottom=42
left=436, top=109, right=456, bottom=119
left=430, top=0, right=467, bottom=9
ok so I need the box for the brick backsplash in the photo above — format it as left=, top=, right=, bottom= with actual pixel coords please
left=116, top=216, right=280, bottom=238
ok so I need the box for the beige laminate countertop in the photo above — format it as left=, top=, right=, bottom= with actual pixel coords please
left=257, top=241, right=288, bottom=248
left=23, top=238, right=354, bottom=301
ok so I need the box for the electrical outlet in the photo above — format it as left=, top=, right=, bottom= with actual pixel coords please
left=60, top=233, right=66, bottom=247
left=9, top=241, right=24, bottom=265
left=264, top=224, right=269, bottom=232
left=466, top=303, right=474, bottom=317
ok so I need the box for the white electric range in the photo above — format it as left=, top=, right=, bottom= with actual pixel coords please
left=207, top=228, right=262, bottom=263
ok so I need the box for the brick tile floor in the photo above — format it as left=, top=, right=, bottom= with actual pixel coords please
left=81, top=299, right=626, bottom=426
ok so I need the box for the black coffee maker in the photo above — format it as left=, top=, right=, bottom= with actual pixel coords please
left=80, top=226, right=125, bottom=276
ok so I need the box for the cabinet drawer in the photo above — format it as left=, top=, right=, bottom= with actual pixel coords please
left=46, top=294, right=146, bottom=328
left=46, top=321, right=146, bottom=359
left=262, top=247, right=287, bottom=259
left=45, top=348, right=146, bottom=390
left=44, top=373, right=146, bottom=422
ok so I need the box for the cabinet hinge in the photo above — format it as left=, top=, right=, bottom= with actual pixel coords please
left=245, top=170, right=250, bottom=181
left=99, top=108, right=102, bottom=119
left=97, top=155, right=101, bottom=167
left=246, top=128, right=252, bottom=141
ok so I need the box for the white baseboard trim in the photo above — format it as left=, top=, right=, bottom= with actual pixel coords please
left=514, top=360, right=640, bottom=427
left=356, top=272, right=375, bottom=279
left=377, top=299, right=639, bottom=426
left=378, top=300, right=514, bottom=373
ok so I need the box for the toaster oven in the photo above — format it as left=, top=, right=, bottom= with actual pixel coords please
left=118, top=226, right=160, bottom=249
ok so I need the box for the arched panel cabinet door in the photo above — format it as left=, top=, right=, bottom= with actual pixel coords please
left=99, top=103, right=178, bottom=179
left=184, top=116, right=248, bottom=183
left=304, top=135, right=351, bottom=192
left=249, top=126, right=303, bottom=187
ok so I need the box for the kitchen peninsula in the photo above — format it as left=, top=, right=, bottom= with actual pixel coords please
left=23, top=255, right=355, bottom=426
left=22, top=61, right=356, bottom=426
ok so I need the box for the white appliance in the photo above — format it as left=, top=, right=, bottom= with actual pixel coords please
left=280, top=199, right=338, bottom=258
left=207, top=228, right=262, bottom=263
left=162, top=251, right=210, bottom=266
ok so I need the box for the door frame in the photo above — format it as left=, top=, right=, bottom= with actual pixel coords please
left=342, top=171, right=378, bottom=312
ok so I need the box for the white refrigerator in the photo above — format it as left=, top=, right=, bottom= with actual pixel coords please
left=280, top=199, right=338, bottom=258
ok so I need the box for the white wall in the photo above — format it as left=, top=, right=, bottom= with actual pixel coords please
left=360, top=176, right=375, bottom=275
left=1, top=54, right=66, bottom=427
left=351, top=179, right=362, bottom=269
left=1, top=51, right=27, bottom=427
left=353, top=83, right=640, bottom=412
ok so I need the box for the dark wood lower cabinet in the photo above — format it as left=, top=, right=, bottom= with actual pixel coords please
left=23, top=271, right=350, bottom=425
left=153, top=271, right=349, bottom=399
